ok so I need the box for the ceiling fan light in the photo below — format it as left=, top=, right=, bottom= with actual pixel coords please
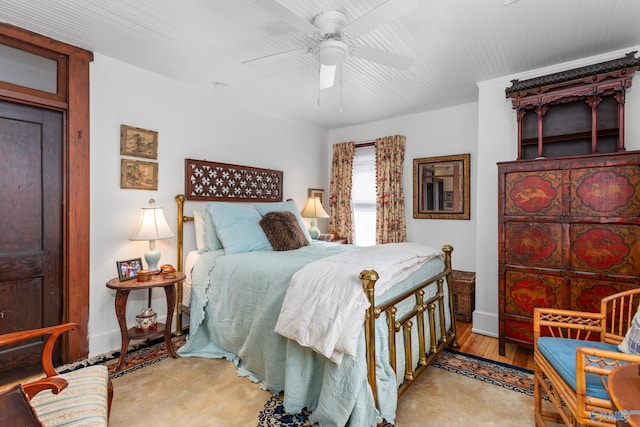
left=316, top=40, right=349, bottom=66
left=319, top=64, right=336, bottom=89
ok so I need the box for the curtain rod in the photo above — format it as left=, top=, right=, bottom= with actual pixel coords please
left=355, top=140, right=375, bottom=148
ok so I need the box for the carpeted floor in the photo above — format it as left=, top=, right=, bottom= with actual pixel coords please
left=62, top=336, right=539, bottom=426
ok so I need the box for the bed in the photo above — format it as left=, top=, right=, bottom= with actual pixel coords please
left=173, top=163, right=458, bottom=426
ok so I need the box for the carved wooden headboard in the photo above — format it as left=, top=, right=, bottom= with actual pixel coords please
left=176, top=159, right=284, bottom=333
left=184, top=158, right=283, bottom=202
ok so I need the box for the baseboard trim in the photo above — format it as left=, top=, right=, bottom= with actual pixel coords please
left=470, top=310, right=498, bottom=338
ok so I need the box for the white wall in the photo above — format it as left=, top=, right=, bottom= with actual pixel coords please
left=474, top=46, right=640, bottom=337
left=329, top=103, right=479, bottom=273
left=89, top=53, right=328, bottom=356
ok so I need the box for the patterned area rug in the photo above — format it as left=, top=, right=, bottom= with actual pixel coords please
left=64, top=339, right=534, bottom=426
left=432, top=348, right=534, bottom=396
left=256, top=349, right=534, bottom=426
left=58, top=335, right=188, bottom=379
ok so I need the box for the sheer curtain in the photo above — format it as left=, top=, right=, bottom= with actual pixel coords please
left=328, top=142, right=355, bottom=243
left=352, top=145, right=376, bottom=246
left=375, top=135, right=407, bottom=244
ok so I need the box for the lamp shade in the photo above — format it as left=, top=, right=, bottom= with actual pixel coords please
left=129, top=199, right=174, bottom=272
left=300, top=197, right=329, bottom=219
left=130, top=199, right=174, bottom=241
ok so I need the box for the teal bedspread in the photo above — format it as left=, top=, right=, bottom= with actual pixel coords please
left=178, top=242, right=449, bottom=427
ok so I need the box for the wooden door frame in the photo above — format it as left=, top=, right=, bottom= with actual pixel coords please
left=0, top=23, right=92, bottom=362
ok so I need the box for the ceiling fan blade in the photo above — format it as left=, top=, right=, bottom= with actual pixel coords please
left=319, top=64, right=336, bottom=89
left=351, top=45, right=415, bottom=69
left=255, top=0, right=319, bottom=36
left=344, top=0, right=419, bottom=38
left=242, top=47, right=309, bottom=66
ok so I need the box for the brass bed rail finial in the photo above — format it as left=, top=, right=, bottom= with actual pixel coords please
left=359, top=269, right=379, bottom=400
left=441, top=245, right=458, bottom=348
left=174, top=194, right=194, bottom=335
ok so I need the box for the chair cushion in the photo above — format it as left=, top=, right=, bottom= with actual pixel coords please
left=537, top=337, right=623, bottom=401
left=30, top=365, right=109, bottom=426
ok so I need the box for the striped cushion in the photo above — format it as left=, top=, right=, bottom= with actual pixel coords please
left=30, top=365, right=109, bottom=427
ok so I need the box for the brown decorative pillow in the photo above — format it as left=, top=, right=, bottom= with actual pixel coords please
left=259, top=211, right=310, bottom=251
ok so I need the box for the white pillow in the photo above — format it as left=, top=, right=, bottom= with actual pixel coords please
left=619, top=305, right=640, bottom=355
left=193, top=210, right=205, bottom=252
left=200, top=208, right=223, bottom=253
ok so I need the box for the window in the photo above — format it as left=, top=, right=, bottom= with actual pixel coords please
left=0, top=43, right=58, bottom=93
left=352, top=146, right=376, bottom=246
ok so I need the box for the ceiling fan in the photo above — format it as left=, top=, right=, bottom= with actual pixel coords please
left=244, top=0, right=419, bottom=90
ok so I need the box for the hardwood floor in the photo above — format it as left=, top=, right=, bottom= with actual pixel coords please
left=455, top=321, right=534, bottom=371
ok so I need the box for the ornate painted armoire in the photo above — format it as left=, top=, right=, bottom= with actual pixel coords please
left=498, top=52, right=640, bottom=355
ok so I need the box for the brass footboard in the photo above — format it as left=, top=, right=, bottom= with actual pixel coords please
left=360, top=244, right=458, bottom=404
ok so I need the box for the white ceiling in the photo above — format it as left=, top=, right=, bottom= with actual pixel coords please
left=1, top=0, right=640, bottom=129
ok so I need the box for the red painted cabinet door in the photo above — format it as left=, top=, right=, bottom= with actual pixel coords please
left=498, top=152, right=640, bottom=354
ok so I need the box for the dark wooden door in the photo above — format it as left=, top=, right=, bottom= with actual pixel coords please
left=0, top=100, right=64, bottom=383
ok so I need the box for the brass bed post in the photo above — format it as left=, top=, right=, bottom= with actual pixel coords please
left=175, top=194, right=186, bottom=335
left=441, top=245, right=459, bottom=348
left=359, top=269, right=379, bottom=404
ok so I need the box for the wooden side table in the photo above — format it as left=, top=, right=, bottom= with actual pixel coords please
left=608, top=363, right=640, bottom=427
left=106, top=272, right=186, bottom=371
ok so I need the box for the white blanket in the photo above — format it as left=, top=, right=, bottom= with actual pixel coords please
left=274, top=242, right=443, bottom=364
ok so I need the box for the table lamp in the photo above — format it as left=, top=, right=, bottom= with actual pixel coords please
left=130, top=198, right=175, bottom=272
left=300, top=196, right=329, bottom=240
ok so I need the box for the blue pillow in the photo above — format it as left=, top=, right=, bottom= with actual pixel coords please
left=206, top=203, right=272, bottom=254
left=198, top=208, right=223, bottom=253
left=254, top=201, right=312, bottom=243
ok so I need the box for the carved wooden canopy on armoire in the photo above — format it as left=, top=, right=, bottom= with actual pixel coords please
left=497, top=52, right=640, bottom=355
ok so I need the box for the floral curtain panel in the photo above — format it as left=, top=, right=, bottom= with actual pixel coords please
left=375, top=135, right=407, bottom=244
left=328, top=142, right=355, bottom=243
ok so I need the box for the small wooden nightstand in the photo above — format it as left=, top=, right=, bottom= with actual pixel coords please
left=106, top=272, right=185, bottom=371
left=330, top=238, right=348, bottom=244
left=318, top=234, right=348, bottom=244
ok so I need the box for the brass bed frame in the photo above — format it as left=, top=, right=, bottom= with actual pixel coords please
left=174, top=193, right=459, bottom=404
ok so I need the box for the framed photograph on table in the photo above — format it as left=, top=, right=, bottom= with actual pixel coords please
left=120, top=159, right=158, bottom=190
left=116, top=258, right=143, bottom=281
left=120, top=124, right=158, bottom=159
left=308, top=188, right=326, bottom=207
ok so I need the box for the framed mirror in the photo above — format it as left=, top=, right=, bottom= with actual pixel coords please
left=413, top=153, right=470, bottom=219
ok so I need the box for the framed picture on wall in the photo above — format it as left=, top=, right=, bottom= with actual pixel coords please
left=308, top=188, right=326, bottom=207
left=120, top=124, right=158, bottom=159
left=120, top=159, right=158, bottom=190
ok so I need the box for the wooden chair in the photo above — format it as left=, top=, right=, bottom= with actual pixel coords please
left=533, top=288, right=640, bottom=426
left=0, top=323, right=113, bottom=426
